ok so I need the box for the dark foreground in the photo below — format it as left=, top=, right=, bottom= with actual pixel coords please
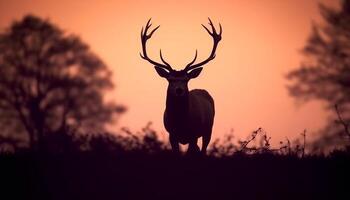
left=1, top=150, right=349, bottom=200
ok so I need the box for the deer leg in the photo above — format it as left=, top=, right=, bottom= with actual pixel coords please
left=187, top=139, right=200, bottom=155
left=169, top=135, right=180, bottom=154
left=201, top=131, right=212, bottom=155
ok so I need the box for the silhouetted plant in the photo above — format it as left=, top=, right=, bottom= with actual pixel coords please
left=335, top=104, right=350, bottom=138
left=208, top=128, right=308, bottom=157
left=139, top=122, right=169, bottom=153
left=237, top=127, right=264, bottom=153
left=208, top=133, right=237, bottom=156
left=118, top=122, right=170, bottom=153
left=1, top=127, right=348, bottom=200
left=287, top=0, right=350, bottom=151
left=0, top=15, right=125, bottom=151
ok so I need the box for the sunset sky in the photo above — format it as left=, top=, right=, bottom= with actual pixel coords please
left=0, top=0, right=339, bottom=146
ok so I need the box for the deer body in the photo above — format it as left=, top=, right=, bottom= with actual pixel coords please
left=140, top=18, right=222, bottom=154
left=164, top=89, right=214, bottom=153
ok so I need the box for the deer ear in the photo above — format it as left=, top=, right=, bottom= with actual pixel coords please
left=187, top=67, right=203, bottom=79
left=154, top=66, right=169, bottom=78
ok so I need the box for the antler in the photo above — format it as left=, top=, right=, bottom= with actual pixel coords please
left=185, top=18, right=222, bottom=72
left=140, top=19, right=173, bottom=71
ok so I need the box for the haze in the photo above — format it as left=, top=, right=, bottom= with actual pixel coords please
left=0, top=0, right=338, bottom=146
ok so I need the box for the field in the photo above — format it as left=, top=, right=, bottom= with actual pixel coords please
left=1, top=129, right=349, bottom=200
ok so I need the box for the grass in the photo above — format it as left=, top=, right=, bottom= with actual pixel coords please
left=0, top=124, right=349, bottom=200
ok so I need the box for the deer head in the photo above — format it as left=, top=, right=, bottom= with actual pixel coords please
left=140, top=18, right=222, bottom=98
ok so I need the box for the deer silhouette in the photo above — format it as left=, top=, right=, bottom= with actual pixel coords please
left=140, top=18, right=222, bottom=155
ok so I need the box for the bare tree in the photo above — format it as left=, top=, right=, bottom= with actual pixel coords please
left=0, top=15, right=125, bottom=150
left=286, top=0, right=350, bottom=152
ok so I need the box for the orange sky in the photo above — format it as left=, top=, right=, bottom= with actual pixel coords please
left=0, top=0, right=339, bottom=146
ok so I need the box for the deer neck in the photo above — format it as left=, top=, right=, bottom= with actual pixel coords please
left=165, top=91, right=189, bottom=119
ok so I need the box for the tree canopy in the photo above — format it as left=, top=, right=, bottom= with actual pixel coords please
left=287, top=0, right=350, bottom=150
left=0, top=15, right=125, bottom=150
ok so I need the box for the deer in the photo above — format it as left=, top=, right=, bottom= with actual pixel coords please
left=140, top=18, right=222, bottom=155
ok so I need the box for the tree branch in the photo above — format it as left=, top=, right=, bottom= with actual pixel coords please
left=335, top=104, right=350, bottom=138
